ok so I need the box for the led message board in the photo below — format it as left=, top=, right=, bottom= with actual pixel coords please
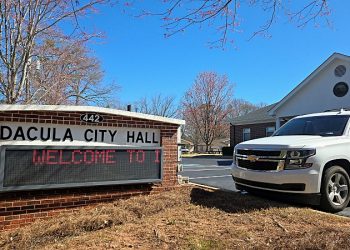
left=0, top=146, right=162, bottom=191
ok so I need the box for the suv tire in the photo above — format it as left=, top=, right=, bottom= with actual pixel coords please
left=320, top=165, right=350, bottom=212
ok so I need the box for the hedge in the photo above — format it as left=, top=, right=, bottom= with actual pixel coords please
left=222, top=146, right=234, bottom=156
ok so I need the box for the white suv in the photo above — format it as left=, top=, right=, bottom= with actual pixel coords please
left=232, top=110, right=350, bottom=212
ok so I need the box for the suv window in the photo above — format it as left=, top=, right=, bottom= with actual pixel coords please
left=274, top=115, right=350, bottom=136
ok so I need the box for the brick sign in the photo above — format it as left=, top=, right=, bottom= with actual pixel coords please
left=0, top=122, right=162, bottom=191
left=0, top=106, right=184, bottom=230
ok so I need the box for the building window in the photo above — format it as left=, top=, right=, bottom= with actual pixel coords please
left=243, top=128, right=251, bottom=141
left=333, top=82, right=349, bottom=97
left=266, top=127, right=275, bottom=137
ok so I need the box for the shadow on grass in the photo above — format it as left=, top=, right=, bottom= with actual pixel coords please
left=190, top=188, right=296, bottom=213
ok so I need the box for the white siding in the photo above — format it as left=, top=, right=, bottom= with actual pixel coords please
left=275, top=58, right=350, bottom=118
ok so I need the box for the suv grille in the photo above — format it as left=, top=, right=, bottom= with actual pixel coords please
left=237, top=159, right=279, bottom=171
left=235, top=149, right=284, bottom=171
left=236, top=149, right=281, bottom=157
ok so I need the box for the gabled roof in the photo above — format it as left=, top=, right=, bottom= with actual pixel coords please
left=269, top=52, right=350, bottom=116
left=0, top=104, right=185, bottom=125
left=230, top=103, right=277, bottom=125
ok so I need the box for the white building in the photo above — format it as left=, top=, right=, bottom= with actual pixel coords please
left=231, top=52, right=350, bottom=146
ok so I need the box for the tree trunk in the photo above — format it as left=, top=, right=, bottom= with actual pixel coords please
left=205, top=144, right=210, bottom=153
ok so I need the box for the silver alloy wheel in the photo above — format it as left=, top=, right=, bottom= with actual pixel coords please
left=328, top=172, right=349, bottom=206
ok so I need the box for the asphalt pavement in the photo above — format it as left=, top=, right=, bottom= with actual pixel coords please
left=179, top=156, right=350, bottom=218
left=180, top=156, right=235, bottom=191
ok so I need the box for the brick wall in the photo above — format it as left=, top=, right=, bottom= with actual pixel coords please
left=230, top=119, right=293, bottom=147
left=0, top=110, right=180, bottom=230
left=230, top=122, right=276, bottom=147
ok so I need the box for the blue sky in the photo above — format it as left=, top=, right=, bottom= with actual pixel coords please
left=77, top=1, right=350, bottom=107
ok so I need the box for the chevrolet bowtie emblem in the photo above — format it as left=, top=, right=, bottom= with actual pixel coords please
left=247, top=155, right=259, bottom=162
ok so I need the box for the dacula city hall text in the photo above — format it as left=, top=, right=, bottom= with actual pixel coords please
left=0, top=125, right=159, bottom=143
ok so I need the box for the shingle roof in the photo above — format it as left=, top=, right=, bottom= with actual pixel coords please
left=230, top=103, right=277, bottom=125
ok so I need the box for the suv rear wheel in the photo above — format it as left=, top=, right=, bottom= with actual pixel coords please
left=320, top=165, right=350, bottom=212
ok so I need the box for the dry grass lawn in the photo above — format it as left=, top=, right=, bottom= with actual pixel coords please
left=1, top=186, right=350, bottom=249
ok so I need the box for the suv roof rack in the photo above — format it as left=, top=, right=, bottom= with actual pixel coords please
left=324, top=108, right=350, bottom=112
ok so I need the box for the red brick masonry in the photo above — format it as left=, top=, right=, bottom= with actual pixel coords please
left=0, top=110, right=180, bottom=230
left=230, top=122, right=275, bottom=147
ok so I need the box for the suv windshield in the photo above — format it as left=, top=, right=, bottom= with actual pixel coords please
left=274, top=115, right=350, bottom=136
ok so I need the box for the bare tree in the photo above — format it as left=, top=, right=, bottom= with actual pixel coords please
left=63, top=45, right=118, bottom=106
left=135, top=94, right=178, bottom=118
left=225, top=98, right=267, bottom=121
left=27, top=38, right=75, bottom=105
left=142, top=0, right=331, bottom=47
left=0, top=0, right=104, bottom=104
left=181, top=111, right=203, bottom=153
left=182, top=72, right=234, bottom=152
left=26, top=37, right=118, bottom=106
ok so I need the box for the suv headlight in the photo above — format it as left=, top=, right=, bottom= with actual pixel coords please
left=233, top=148, right=237, bottom=165
left=285, top=149, right=316, bottom=170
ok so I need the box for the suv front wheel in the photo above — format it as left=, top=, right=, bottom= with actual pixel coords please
left=320, top=165, right=350, bottom=212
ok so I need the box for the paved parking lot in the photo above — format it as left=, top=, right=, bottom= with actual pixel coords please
left=179, top=156, right=350, bottom=218
left=180, top=157, right=235, bottom=191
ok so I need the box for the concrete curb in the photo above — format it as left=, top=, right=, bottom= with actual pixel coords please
left=313, top=209, right=350, bottom=219
left=181, top=155, right=232, bottom=159
left=188, top=182, right=237, bottom=193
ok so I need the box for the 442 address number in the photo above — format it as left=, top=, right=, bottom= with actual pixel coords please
left=80, top=113, right=104, bottom=123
